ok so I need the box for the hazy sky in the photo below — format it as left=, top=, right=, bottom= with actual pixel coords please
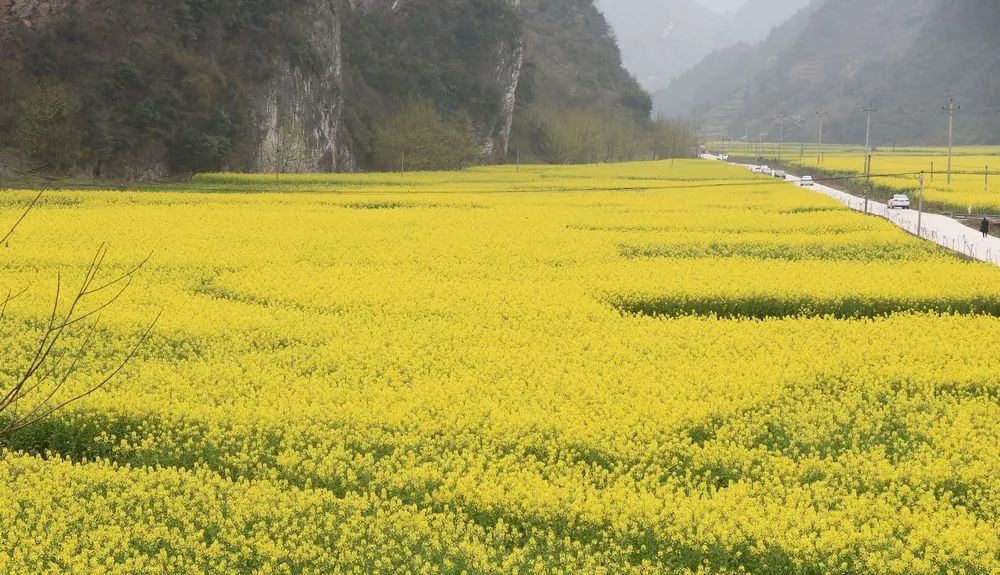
left=696, top=0, right=745, bottom=13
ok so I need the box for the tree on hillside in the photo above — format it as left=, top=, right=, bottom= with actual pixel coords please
left=372, top=100, right=479, bottom=172
left=262, top=123, right=313, bottom=176
left=530, top=106, right=601, bottom=164
left=11, top=80, right=82, bottom=173
left=650, top=118, right=697, bottom=160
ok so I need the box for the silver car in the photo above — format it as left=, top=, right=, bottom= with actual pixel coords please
left=887, top=194, right=911, bottom=209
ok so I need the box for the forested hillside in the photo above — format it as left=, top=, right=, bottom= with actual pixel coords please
left=0, top=0, right=684, bottom=178
left=654, top=0, right=1000, bottom=145
left=508, top=0, right=692, bottom=165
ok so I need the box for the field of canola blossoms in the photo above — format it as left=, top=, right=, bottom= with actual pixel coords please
left=780, top=147, right=1000, bottom=214
left=1, top=160, right=999, bottom=574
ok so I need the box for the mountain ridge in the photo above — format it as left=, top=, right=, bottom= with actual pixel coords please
left=653, top=0, right=1000, bottom=145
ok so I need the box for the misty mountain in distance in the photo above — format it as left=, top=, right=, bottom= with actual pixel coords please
left=716, top=0, right=815, bottom=45
left=594, top=0, right=719, bottom=91
left=654, top=0, right=1000, bottom=145
left=595, top=0, right=811, bottom=92
left=696, top=0, right=746, bottom=13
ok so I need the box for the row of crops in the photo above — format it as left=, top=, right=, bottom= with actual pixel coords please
left=0, top=160, right=997, bottom=574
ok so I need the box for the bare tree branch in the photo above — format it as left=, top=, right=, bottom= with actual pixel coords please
left=1, top=189, right=158, bottom=440
left=0, top=189, right=45, bottom=246
left=0, top=311, right=161, bottom=437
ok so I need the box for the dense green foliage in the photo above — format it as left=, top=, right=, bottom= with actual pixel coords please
left=0, top=0, right=314, bottom=176
left=371, top=100, right=479, bottom=172
left=503, top=0, right=688, bottom=164
left=513, top=105, right=696, bottom=164
left=341, top=0, right=520, bottom=167
left=517, top=0, right=651, bottom=120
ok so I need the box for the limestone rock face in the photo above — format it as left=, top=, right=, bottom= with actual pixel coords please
left=0, top=0, right=69, bottom=39
left=252, top=0, right=524, bottom=172
left=252, top=0, right=354, bottom=173
left=484, top=23, right=523, bottom=159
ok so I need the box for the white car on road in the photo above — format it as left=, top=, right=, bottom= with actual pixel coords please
left=759, top=165, right=771, bottom=175
left=800, top=175, right=814, bottom=187
left=887, top=194, right=911, bottom=209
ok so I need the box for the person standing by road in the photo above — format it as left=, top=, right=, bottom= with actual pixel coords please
left=981, top=217, right=991, bottom=238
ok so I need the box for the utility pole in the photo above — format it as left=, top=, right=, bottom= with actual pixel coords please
left=816, top=108, right=827, bottom=164
left=863, top=104, right=876, bottom=151
left=944, top=98, right=960, bottom=186
left=776, top=113, right=789, bottom=163
left=918, top=171, right=924, bottom=237
left=745, top=123, right=750, bottom=159
left=754, top=118, right=764, bottom=164
left=758, top=117, right=766, bottom=162
left=754, top=119, right=760, bottom=161
left=862, top=104, right=876, bottom=184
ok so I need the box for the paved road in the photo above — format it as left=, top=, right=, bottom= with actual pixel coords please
left=700, top=154, right=1000, bottom=266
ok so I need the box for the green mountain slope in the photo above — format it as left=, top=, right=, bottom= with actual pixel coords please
left=0, top=0, right=649, bottom=177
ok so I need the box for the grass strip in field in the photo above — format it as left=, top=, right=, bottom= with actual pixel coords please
left=619, top=242, right=942, bottom=262
left=609, top=294, right=1000, bottom=319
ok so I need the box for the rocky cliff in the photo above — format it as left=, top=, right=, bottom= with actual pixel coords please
left=252, top=0, right=352, bottom=173
left=253, top=0, right=524, bottom=172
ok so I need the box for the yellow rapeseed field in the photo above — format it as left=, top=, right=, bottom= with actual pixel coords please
left=1, top=160, right=998, bottom=574
left=786, top=148, right=1000, bottom=213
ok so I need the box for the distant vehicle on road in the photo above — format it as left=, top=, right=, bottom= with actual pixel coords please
left=750, top=166, right=761, bottom=173
left=760, top=165, right=771, bottom=175
left=800, top=176, right=814, bottom=187
left=887, top=194, right=911, bottom=209
left=719, top=154, right=729, bottom=161
left=773, top=170, right=787, bottom=179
